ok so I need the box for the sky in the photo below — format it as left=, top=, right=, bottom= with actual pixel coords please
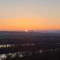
left=0, top=0, right=60, bottom=31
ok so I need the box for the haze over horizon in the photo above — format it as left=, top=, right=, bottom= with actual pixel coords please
left=0, top=0, right=60, bottom=31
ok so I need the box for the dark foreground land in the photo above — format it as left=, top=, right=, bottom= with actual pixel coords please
left=0, top=50, right=60, bottom=60
left=0, top=31, right=60, bottom=60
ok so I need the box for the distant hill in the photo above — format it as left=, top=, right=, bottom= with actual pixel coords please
left=0, top=31, right=60, bottom=44
left=0, top=31, right=60, bottom=39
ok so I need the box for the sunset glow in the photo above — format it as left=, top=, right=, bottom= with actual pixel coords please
left=0, top=18, right=60, bottom=31
left=0, top=0, right=60, bottom=31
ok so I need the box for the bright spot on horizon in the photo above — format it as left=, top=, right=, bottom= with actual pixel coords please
left=24, top=30, right=29, bottom=32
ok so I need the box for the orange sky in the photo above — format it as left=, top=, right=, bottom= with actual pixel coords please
left=0, top=18, right=60, bottom=31
left=0, top=0, right=60, bottom=31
